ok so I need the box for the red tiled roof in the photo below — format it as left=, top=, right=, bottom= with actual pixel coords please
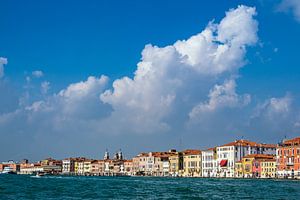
left=283, top=137, right=300, bottom=146
left=183, top=149, right=201, bottom=155
left=243, top=154, right=274, bottom=160
left=220, top=139, right=275, bottom=148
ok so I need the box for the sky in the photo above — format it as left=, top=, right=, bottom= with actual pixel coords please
left=1, top=0, right=300, bottom=161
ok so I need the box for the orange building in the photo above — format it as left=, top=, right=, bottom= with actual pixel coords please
left=0, top=161, right=20, bottom=173
left=276, top=137, right=300, bottom=178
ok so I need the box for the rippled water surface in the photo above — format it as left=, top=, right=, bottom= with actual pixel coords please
left=0, top=175, right=299, bottom=199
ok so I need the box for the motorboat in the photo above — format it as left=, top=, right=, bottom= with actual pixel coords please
left=35, top=172, right=45, bottom=177
left=1, top=166, right=16, bottom=174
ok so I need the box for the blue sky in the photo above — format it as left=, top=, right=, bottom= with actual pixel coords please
left=0, top=0, right=300, bottom=161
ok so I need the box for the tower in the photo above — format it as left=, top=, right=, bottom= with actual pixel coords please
left=118, top=149, right=123, bottom=160
left=104, top=149, right=109, bottom=160
left=114, top=151, right=119, bottom=160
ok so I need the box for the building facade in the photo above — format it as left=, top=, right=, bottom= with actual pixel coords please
left=202, top=148, right=218, bottom=177
left=169, top=152, right=183, bottom=177
left=183, top=149, right=202, bottom=177
left=217, top=140, right=276, bottom=177
left=276, top=137, right=300, bottom=178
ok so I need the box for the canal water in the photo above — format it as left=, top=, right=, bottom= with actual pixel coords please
left=0, top=174, right=299, bottom=199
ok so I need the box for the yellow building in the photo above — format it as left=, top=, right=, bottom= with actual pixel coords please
left=83, top=160, right=92, bottom=175
left=169, top=152, right=183, bottom=177
left=235, top=161, right=243, bottom=178
left=74, top=161, right=79, bottom=175
left=261, top=159, right=276, bottom=178
left=73, top=158, right=85, bottom=175
left=182, top=149, right=202, bottom=177
left=236, top=154, right=275, bottom=178
left=242, top=156, right=254, bottom=178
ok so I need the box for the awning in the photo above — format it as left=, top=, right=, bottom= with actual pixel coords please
left=220, top=160, right=228, bottom=167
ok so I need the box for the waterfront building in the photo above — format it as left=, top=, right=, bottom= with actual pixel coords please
left=152, top=152, right=173, bottom=176
left=19, top=163, right=61, bottom=174
left=234, top=154, right=274, bottom=178
left=132, top=152, right=148, bottom=176
left=217, top=139, right=276, bottom=178
left=83, top=160, right=93, bottom=175
left=78, top=160, right=85, bottom=175
left=123, top=160, right=133, bottom=176
left=0, top=161, right=20, bottom=173
left=90, top=160, right=104, bottom=176
left=102, top=149, right=127, bottom=176
left=182, top=149, right=202, bottom=177
left=202, top=148, right=218, bottom=177
left=260, top=159, right=276, bottom=178
left=235, top=161, right=243, bottom=178
left=276, top=137, right=300, bottom=179
left=132, top=151, right=176, bottom=176
left=40, top=158, right=61, bottom=167
left=62, top=158, right=76, bottom=174
left=169, top=152, right=183, bottom=177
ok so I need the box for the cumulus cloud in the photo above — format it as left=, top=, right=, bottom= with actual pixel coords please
left=278, top=0, right=300, bottom=22
left=0, top=57, right=8, bottom=78
left=32, top=70, right=44, bottom=78
left=100, top=5, right=258, bottom=133
left=189, top=79, right=251, bottom=120
left=2, top=5, right=279, bottom=160
left=253, top=94, right=292, bottom=119
left=26, top=75, right=110, bottom=119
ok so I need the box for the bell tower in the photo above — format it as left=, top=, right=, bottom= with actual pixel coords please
left=104, top=149, right=109, bottom=160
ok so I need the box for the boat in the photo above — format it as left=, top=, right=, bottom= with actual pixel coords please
left=35, top=172, right=45, bottom=177
left=1, top=166, right=16, bottom=174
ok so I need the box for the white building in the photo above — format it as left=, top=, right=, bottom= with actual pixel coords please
left=202, top=148, right=218, bottom=177
left=78, top=161, right=84, bottom=175
left=216, top=139, right=276, bottom=178
left=162, top=159, right=170, bottom=176
left=62, top=159, right=75, bottom=174
left=19, top=165, right=61, bottom=175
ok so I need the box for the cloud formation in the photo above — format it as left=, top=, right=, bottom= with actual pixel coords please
left=100, top=5, right=258, bottom=133
left=252, top=94, right=292, bottom=120
left=189, top=79, right=251, bottom=120
left=0, top=57, right=8, bottom=78
left=41, top=81, right=50, bottom=94
left=2, top=5, right=299, bottom=161
left=278, top=0, right=300, bottom=22
left=32, top=70, right=44, bottom=78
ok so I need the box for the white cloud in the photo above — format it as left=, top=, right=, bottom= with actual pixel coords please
left=100, top=5, right=258, bottom=134
left=1, top=5, right=272, bottom=160
left=252, top=94, right=292, bottom=119
left=278, top=0, right=300, bottom=22
left=32, top=70, right=44, bottom=78
left=27, top=75, right=109, bottom=116
left=189, top=79, right=251, bottom=119
left=41, top=81, right=50, bottom=94
left=0, top=57, right=8, bottom=78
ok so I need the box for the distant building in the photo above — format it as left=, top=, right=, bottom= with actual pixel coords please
left=202, top=148, right=218, bottom=177
left=169, top=152, right=183, bottom=177
left=182, top=149, right=202, bottom=177
left=217, top=139, right=276, bottom=177
left=62, top=158, right=76, bottom=174
left=260, top=159, right=276, bottom=178
left=276, top=137, right=300, bottom=178
left=234, top=154, right=275, bottom=178
left=0, top=160, right=20, bottom=173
